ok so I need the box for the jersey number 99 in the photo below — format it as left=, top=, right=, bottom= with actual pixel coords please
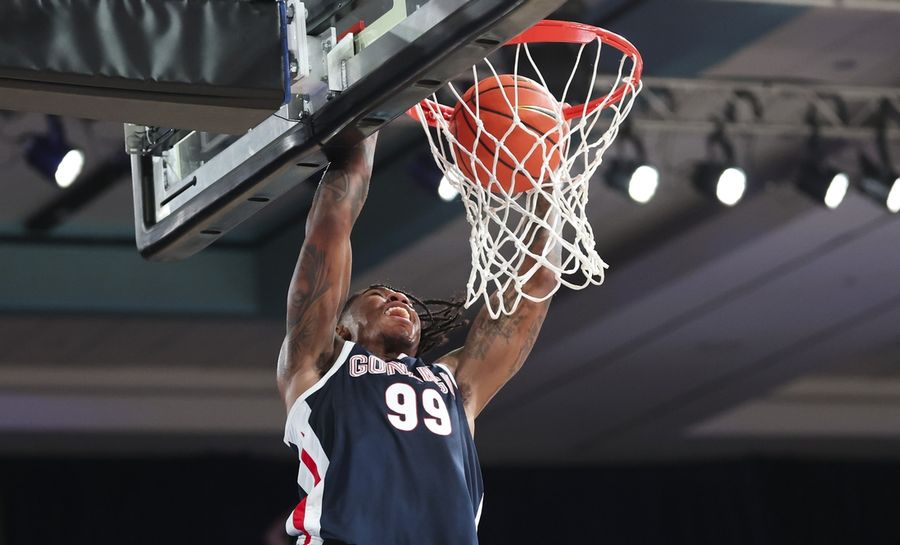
left=385, top=383, right=452, bottom=435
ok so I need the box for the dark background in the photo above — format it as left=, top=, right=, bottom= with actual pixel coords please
left=2, top=0, right=900, bottom=543
left=3, top=457, right=900, bottom=545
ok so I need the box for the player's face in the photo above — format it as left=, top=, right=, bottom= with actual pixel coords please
left=350, top=287, right=421, bottom=354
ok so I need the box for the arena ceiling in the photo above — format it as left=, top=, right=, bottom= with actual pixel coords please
left=1, top=0, right=899, bottom=464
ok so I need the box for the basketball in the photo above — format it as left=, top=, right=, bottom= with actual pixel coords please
left=450, top=74, right=569, bottom=194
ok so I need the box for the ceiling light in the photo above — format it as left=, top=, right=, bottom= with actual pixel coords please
left=55, top=149, right=86, bottom=188
left=860, top=153, right=900, bottom=214
left=693, top=127, right=749, bottom=206
left=437, top=174, right=460, bottom=202
left=886, top=179, right=900, bottom=213
left=694, top=162, right=747, bottom=207
left=24, top=116, right=85, bottom=188
left=797, top=163, right=850, bottom=210
left=716, top=167, right=747, bottom=206
left=823, top=172, right=850, bottom=209
left=606, top=160, right=659, bottom=204
left=628, top=165, right=659, bottom=204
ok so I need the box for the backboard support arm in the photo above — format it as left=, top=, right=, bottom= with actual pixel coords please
left=130, top=0, right=566, bottom=260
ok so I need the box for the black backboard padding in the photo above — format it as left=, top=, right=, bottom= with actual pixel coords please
left=0, top=0, right=285, bottom=133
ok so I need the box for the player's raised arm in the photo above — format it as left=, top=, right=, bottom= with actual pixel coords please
left=440, top=196, right=560, bottom=426
left=276, top=135, right=377, bottom=410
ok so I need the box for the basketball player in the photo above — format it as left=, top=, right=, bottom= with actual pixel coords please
left=276, top=133, right=557, bottom=545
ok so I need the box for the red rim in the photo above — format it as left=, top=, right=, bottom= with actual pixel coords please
left=408, top=19, right=643, bottom=127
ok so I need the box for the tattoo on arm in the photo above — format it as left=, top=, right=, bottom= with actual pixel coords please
left=321, top=170, right=351, bottom=201
left=515, top=305, right=547, bottom=368
left=279, top=135, right=377, bottom=403
left=283, top=243, right=335, bottom=375
left=286, top=169, right=365, bottom=360
left=451, top=197, right=556, bottom=416
left=313, top=167, right=370, bottom=223
left=466, top=307, right=523, bottom=360
left=323, top=169, right=366, bottom=209
left=454, top=288, right=549, bottom=417
left=465, top=289, right=548, bottom=375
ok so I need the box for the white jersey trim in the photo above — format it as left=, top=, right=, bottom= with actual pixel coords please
left=475, top=494, right=484, bottom=528
left=433, top=362, right=459, bottom=388
left=284, top=340, right=354, bottom=443
left=283, top=342, right=352, bottom=544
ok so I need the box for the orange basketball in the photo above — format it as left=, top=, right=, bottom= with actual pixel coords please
left=450, top=74, right=568, bottom=194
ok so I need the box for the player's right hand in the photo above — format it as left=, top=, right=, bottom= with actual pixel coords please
left=327, top=132, right=378, bottom=175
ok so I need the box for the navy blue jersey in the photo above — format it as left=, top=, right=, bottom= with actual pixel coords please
left=284, top=341, right=484, bottom=545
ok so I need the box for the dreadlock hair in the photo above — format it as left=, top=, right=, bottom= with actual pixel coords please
left=340, top=284, right=468, bottom=357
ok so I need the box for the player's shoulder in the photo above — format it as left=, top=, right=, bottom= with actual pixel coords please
left=283, top=337, right=353, bottom=411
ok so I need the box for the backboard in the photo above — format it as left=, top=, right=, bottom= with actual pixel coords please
left=126, top=0, right=567, bottom=260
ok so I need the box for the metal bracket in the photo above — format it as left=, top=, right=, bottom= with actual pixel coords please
left=286, top=0, right=310, bottom=80
left=284, top=1, right=336, bottom=115
left=605, top=76, right=900, bottom=141
left=327, top=32, right=356, bottom=92
left=124, top=124, right=148, bottom=154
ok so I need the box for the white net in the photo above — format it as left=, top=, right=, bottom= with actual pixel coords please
left=414, top=30, right=641, bottom=318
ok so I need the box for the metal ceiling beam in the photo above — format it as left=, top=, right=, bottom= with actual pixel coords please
left=712, top=0, right=900, bottom=11
left=604, top=76, right=900, bottom=141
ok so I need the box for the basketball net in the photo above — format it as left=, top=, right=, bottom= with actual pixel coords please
left=413, top=22, right=642, bottom=318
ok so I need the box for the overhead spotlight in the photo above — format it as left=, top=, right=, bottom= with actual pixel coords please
left=795, top=112, right=851, bottom=210
left=607, top=160, right=659, bottom=204
left=825, top=171, right=851, bottom=210
left=859, top=101, right=900, bottom=213
left=24, top=116, right=85, bottom=188
left=605, top=128, right=659, bottom=204
left=409, top=153, right=460, bottom=202
left=437, top=174, right=460, bottom=202
left=797, top=163, right=850, bottom=210
left=860, top=153, right=900, bottom=214
left=693, top=162, right=747, bottom=207
left=693, top=127, right=747, bottom=207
